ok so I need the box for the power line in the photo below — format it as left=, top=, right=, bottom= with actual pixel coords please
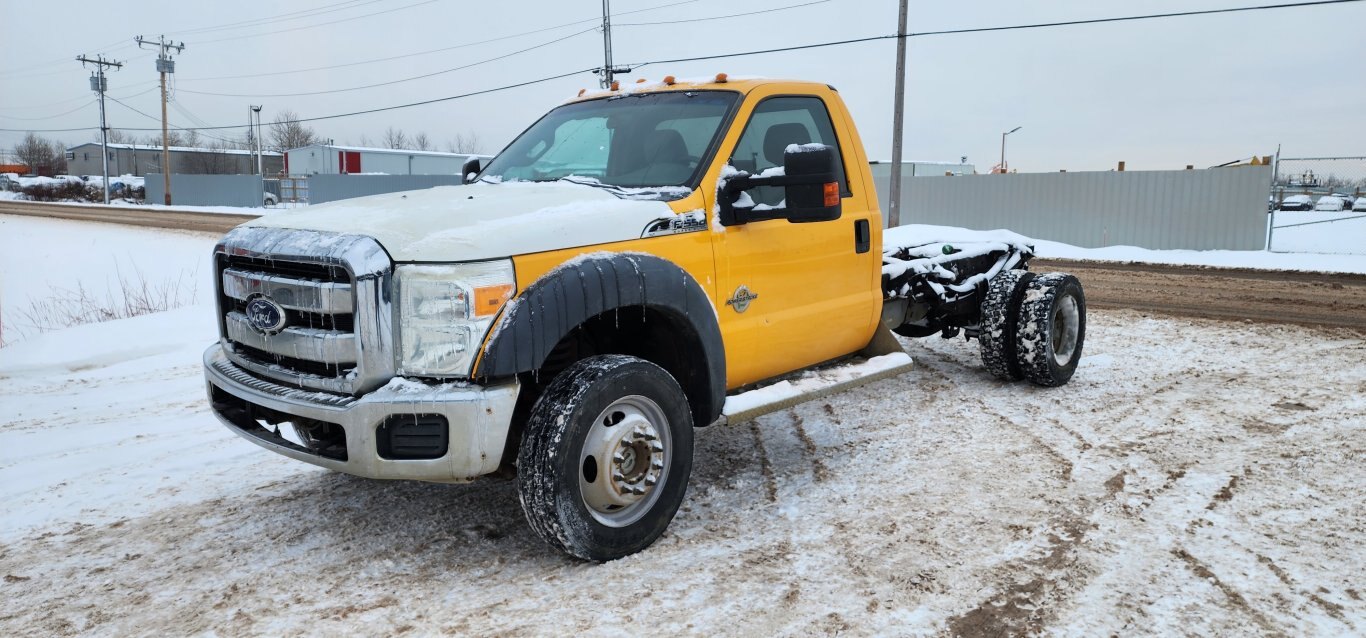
left=631, top=0, right=1366, bottom=67
left=6, top=0, right=1359, bottom=135
left=177, top=26, right=598, bottom=98
left=174, top=0, right=382, bottom=36
left=191, top=0, right=443, bottom=45
left=615, top=0, right=828, bottom=26
left=0, top=83, right=159, bottom=112
left=0, top=101, right=96, bottom=121
left=177, top=0, right=706, bottom=82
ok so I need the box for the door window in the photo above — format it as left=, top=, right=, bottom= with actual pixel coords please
left=729, top=96, right=849, bottom=206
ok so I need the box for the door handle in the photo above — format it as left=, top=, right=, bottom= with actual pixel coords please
left=854, top=219, right=870, bottom=254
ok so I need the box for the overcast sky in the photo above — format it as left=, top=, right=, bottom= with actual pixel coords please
left=2, top=0, right=1363, bottom=172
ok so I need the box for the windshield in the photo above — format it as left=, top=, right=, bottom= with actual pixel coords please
left=479, top=90, right=739, bottom=192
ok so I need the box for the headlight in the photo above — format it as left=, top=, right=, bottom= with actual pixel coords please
left=396, top=260, right=515, bottom=377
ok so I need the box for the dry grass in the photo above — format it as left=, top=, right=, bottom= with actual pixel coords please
left=6, top=263, right=199, bottom=342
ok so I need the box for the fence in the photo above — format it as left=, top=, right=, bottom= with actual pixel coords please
left=872, top=167, right=1273, bottom=251
left=307, top=174, right=463, bottom=204
left=145, top=174, right=264, bottom=208
left=1268, top=156, right=1366, bottom=255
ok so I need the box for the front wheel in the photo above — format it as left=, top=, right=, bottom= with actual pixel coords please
left=517, top=355, right=694, bottom=561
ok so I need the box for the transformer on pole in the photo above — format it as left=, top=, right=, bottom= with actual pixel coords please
left=135, top=35, right=185, bottom=206
left=76, top=54, right=122, bottom=204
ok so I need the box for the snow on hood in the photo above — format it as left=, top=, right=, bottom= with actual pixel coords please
left=242, top=181, right=680, bottom=262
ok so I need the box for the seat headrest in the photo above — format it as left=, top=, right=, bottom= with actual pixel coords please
left=763, top=123, right=811, bottom=165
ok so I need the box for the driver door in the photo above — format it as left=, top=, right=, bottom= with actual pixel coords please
left=713, top=91, right=881, bottom=387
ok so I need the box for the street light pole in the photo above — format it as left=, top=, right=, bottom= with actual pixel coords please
left=1000, top=126, right=1021, bottom=174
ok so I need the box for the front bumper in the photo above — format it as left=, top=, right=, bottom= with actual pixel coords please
left=204, top=345, right=519, bottom=483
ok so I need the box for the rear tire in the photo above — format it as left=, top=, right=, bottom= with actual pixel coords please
left=517, top=355, right=694, bottom=561
left=1014, top=273, right=1086, bottom=387
left=978, top=269, right=1032, bottom=380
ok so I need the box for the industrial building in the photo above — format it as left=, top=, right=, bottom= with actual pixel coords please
left=284, top=144, right=489, bottom=176
left=65, top=143, right=283, bottom=177
left=868, top=160, right=977, bottom=178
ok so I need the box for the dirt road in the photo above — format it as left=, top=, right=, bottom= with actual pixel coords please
left=1034, top=259, right=1366, bottom=330
left=0, top=200, right=254, bottom=234
left=2, top=310, right=1363, bottom=635
left=3, top=201, right=1364, bottom=329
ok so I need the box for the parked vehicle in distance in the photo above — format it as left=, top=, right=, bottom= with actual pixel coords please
left=0, top=173, right=19, bottom=191
left=1354, top=197, right=1366, bottom=212
left=1315, top=196, right=1345, bottom=212
left=263, top=191, right=279, bottom=207
left=1279, top=194, right=1314, bottom=211
left=1329, top=193, right=1356, bottom=208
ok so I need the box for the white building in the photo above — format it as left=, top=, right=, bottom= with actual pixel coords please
left=284, top=144, right=490, bottom=176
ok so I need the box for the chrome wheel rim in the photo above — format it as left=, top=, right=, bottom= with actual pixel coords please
left=579, top=395, right=671, bottom=528
left=1050, top=294, right=1080, bottom=367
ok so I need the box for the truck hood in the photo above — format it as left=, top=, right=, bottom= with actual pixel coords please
left=243, top=181, right=681, bottom=262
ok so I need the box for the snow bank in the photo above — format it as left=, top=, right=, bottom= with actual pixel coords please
left=887, top=223, right=1366, bottom=274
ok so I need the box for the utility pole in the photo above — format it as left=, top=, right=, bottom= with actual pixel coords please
left=887, top=0, right=908, bottom=228
left=76, top=54, right=122, bottom=204
left=598, top=0, right=631, bottom=88
left=135, top=35, right=185, bottom=205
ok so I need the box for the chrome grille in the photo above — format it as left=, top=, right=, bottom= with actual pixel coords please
left=215, top=227, right=394, bottom=395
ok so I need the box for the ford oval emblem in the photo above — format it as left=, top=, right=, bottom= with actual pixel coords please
left=245, top=296, right=288, bottom=334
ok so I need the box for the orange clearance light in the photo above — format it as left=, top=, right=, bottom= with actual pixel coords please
left=823, top=182, right=839, bottom=207
left=714, top=73, right=728, bottom=83
left=473, top=284, right=515, bottom=318
left=636, top=78, right=647, bottom=84
left=610, top=81, right=620, bottom=91
left=577, top=88, right=586, bottom=97
left=663, top=75, right=676, bottom=85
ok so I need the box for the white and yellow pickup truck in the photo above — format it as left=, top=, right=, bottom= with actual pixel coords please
left=204, top=76, right=1085, bottom=560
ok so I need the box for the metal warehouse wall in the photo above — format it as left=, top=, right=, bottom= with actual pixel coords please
left=145, top=174, right=264, bottom=208
left=308, top=174, right=463, bottom=204
left=871, top=167, right=1272, bottom=250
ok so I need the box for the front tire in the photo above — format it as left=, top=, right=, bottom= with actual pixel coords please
left=1014, top=273, right=1086, bottom=387
left=517, top=355, right=694, bottom=561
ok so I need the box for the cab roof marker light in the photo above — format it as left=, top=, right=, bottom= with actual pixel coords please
left=636, top=78, right=647, bottom=84
left=577, top=88, right=586, bottom=97
left=663, top=75, right=676, bottom=85
left=610, top=81, right=620, bottom=91
left=714, top=73, right=728, bottom=83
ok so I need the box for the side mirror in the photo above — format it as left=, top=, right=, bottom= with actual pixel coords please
left=781, top=144, right=842, bottom=223
left=717, top=143, right=842, bottom=226
left=462, top=157, right=482, bottom=184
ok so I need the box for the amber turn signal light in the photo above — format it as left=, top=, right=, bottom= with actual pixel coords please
left=823, top=182, right=839, bottom=207
left=473, top=284, right=515, bottom=318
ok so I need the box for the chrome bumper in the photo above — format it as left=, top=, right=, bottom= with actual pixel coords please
left=204, top=345, right=519, bottom=483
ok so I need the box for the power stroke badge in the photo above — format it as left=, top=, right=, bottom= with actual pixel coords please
left=245, top=295, right=288, bottom=334
left=725, top=285, right=759, bottom=313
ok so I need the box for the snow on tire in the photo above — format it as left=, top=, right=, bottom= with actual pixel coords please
left=516, top=354, right=694, bottom=562
left=978, top=269, right=1032, bottom=381
left=1014, top=273, right=1086, bottom=387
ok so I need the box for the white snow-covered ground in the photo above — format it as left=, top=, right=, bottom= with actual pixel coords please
left=1, top=217, right=1364, bottom=636
left=0, top=216, right=218, bottom=344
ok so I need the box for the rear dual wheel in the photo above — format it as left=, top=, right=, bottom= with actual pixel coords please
left=978, top=271, right=1086, bottom=386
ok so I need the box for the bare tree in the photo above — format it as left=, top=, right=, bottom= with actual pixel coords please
left=181, top=129, right=202, bottom=149
left=381, top=126, right=409, bottom=150
left=445, top=131, right=483, bottom=154
left=413, top=131, right=432, bottom=151
left=13, top=132, right=66, bottom=175
left=268, top=109, right=319, bottom=153
left=106, top=129, right=134, bottom=144
left=180, top=142, right=236, bottom=174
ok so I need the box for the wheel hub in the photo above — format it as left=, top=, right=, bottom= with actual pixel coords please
left=579, top=396, right=671, bottom=527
